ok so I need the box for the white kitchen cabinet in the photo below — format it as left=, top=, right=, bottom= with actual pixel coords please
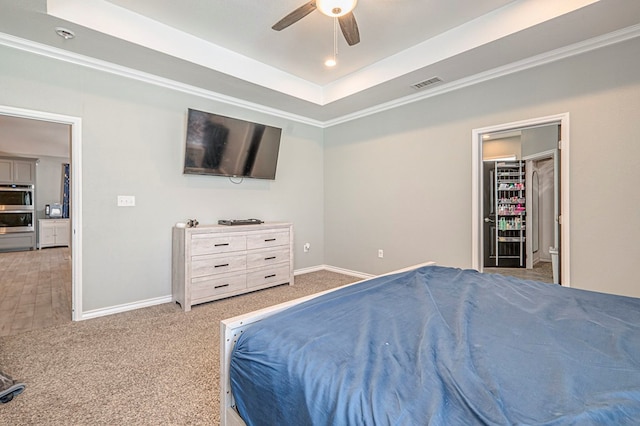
left=39, top=219, right=70, bottom=249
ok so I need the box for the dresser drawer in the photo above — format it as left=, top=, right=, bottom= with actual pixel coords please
left=191, top=233, right=246, bottom=256
left=246, top=264, right=291, bottom=289
left=191, top=272, right=246, bottom=302
left=246, top=230, right=289, bottom=250
left=191, top=252, right=246, bottom=278
left=247, top=246, right=289, bottom=270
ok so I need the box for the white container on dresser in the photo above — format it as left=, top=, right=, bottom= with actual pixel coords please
left=172, top=222, right=294, bottom=312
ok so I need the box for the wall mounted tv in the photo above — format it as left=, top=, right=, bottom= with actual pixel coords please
left=183, top=108, right=282, bottom=180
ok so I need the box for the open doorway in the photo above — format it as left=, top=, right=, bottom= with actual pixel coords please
left=481, top=126, right=558, bottom=283
left=471, top=114, right=571, bottom=286
left=0, top=105, right=82, bottom=335
left=524, top=150, right=559, bottom=278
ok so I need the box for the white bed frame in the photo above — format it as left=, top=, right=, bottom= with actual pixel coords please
left=219, top=261, right=436, bottom=425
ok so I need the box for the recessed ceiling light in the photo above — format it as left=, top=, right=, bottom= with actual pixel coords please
left=324, top=58, right=337, bottom=67
left=55, top=27, right=75, bottom=40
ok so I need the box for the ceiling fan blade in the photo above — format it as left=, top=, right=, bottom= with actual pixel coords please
left=272, top=1, right=317, bottom=31
left=338, top=12, right=360, bottom=46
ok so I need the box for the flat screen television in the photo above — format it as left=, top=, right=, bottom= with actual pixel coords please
left=183, top=108, right=282, bottom=180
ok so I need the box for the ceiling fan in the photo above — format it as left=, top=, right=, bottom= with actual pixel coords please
left=272, top=0, right=361, bottom=46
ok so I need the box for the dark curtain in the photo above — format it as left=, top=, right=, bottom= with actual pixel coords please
left=62, top=163, right=70, bottom=218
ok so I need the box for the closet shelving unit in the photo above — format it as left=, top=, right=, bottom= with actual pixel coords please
left=494, top=161, right=526, bottom=267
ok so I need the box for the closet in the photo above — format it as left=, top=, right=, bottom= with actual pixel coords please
left=493, top=160, right=526, bottom=267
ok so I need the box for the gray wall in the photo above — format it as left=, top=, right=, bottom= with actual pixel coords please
left=324, top=37, right=640, bottom=298
left=1, top=35, right=640, bottom=313
left=522, top=126, right=558, bottom=158
left=0, top=44, right=325, bottom=312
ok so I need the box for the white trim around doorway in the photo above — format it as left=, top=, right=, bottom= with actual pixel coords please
left=471, top=113, right=570, bottom=286
left=0, top=105, right=82, bottom=320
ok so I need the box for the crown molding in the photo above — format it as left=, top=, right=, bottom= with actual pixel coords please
left=0, top=31, right=324, bottom=128
left=321, top=23, right=640, bottom=127
left=2, top=23, right=640, bottom=129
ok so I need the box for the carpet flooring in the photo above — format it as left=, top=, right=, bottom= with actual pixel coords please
left=0, top=270, right=359, bottom=425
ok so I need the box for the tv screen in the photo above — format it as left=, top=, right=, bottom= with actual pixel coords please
left=183, top=108, right=282, bottom=180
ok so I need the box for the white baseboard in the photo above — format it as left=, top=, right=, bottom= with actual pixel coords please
left=293, top=265, right=327, bottom=275
left=78, top=265, right=370, bottom=321
left=319, top=265, right=374, bottom=280
left=79, top=295, right=173, bottom=321
left=295, top=264, right=373, bottom=280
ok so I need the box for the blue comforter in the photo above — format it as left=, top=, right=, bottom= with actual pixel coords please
left=230, top=265, right=640, bottom=425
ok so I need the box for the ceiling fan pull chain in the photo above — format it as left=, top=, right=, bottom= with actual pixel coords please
left=334, top=17, right=339, bottom=61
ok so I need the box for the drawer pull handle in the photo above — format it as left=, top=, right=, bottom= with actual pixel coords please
left=265, top=274, right=276, bottom=279
left=265, top=238, right=276, bottom=242
left=265, top=256, right=276, bottom=260
left=214, top=284, right=230, bottom=289
left=215, top=263, right=229, bottom=268
left=215, top=243, right=230, bottom=247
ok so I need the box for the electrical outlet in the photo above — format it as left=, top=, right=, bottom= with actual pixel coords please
left=303, top=243, right=311, bottom=253
left=117, top=195, right=135, bottom=207
left=378, top=249, right=384, bottom=258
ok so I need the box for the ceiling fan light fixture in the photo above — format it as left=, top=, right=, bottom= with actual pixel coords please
left=316, top=0, right=358, bottom=17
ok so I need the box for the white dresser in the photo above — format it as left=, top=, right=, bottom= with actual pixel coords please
left=171, top=222, right=294, bottom=312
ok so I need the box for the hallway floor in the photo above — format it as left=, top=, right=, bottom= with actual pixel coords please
left=0, top=247, right=72, bottom=337
left=484, top=260, right=554, bottom=284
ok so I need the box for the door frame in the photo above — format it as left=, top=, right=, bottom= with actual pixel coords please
left=471, top=113, right=570, bottom=286
left=0, top=105, right=82, bottom=320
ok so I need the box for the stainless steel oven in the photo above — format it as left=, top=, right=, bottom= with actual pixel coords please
left=0, top=210, right=34, bottom=233
left=0, top=184, right=35, bottom=233
left=0, top=184, right=34, bottom=210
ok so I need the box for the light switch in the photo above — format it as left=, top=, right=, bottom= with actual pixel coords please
left=117, top=195, right=135, bottom=207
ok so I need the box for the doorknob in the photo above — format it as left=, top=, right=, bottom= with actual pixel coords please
left=484, top=217, right=494, bottom=223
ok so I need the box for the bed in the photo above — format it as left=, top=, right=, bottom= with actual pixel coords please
left=220, top=262, right=640, bottom=425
